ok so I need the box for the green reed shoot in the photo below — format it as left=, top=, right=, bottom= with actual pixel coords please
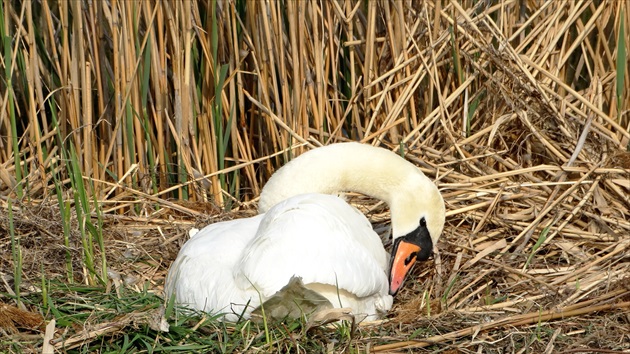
left=8, top=199, right=22, bottom=307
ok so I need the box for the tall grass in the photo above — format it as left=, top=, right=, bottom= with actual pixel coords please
left=0, top=0, right=626, bottom=210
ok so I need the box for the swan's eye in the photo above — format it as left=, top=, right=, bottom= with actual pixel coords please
left=420, top=217, right=427, bottom=227
left=405, top=252, right=418, bottom=266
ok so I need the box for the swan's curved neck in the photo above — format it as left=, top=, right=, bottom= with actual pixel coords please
left=258, top=143, right=430, bottom=231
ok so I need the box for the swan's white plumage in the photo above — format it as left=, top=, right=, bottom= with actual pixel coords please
left=237, top=194, right=391, bottom=316
left=166, top=194, right=392, bottom=321
left=165, top=142, right=444, bottom=322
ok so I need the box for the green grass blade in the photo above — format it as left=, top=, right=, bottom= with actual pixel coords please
left=54, top=167, right=74, bottom=283
left=8, top=199, right=22, bottom=307
left=41, top=264, right=48, bottom=309
left=68, top=144, right=103, bottom=285
left=450, top=25, right=464, bottom=86
left=3, top=41, right=23, bottom=198
left=442, top=273, right=459, bottom=309
left=467, top=95, right=481, bottom=137
left=617, top=8, right=626, bottom=120
left=524, top=225, right=550, bottom=269
left=91, top=185, right=107, bottom=283
left=140, top=37, right=158, bottom=195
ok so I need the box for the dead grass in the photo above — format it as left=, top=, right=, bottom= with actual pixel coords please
left=0, top=0, right=629, bottom=353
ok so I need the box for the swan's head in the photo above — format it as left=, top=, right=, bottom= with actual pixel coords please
left=387, top=173, right=445, bottom=295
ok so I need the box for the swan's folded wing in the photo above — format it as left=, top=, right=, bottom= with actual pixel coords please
left=236, top=194, right=389, bottom=301
left=165, top=215, right=265, bottom=317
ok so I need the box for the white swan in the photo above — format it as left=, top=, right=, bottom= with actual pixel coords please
left=165, top=143, right=445, bottom=322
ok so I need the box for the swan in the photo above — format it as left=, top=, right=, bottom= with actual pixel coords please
left=165, top=142, right=445, bottom=322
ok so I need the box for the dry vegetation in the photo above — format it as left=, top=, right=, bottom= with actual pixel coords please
left=0, top=0, right=629, bottom=352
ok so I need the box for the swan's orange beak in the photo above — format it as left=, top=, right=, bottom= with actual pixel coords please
left=388, top=219, right=434, bottom=295
left=389, top=240, right=421, bottom=295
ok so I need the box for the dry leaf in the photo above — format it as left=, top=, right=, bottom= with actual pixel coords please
left=0, top=303, right=44, bottom=334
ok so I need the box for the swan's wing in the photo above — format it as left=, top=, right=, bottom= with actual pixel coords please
left=236, top=194, right=389, bottom=301
left=165, top=215, right=265, bottom=318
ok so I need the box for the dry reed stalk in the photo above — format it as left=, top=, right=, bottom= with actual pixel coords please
left=376, top=297, right=630, bottom=352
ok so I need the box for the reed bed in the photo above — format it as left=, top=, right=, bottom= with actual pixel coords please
left=0, top=0, right=629, bottom=352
